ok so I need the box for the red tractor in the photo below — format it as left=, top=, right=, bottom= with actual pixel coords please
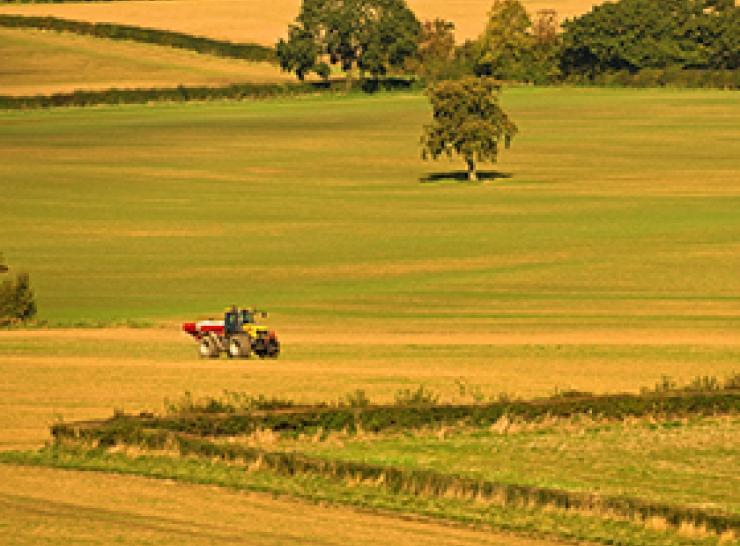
left=182, top=306, right=280, bottom=359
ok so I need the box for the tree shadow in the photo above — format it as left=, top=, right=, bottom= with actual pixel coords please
left=419, top=170, right=513, bottom=184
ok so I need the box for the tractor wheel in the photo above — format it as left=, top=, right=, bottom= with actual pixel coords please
left=265, top=339, right=280, bottom=359
left=228, top=336, right=251, bottom=359
left=199, top=338, right=219, bottom=359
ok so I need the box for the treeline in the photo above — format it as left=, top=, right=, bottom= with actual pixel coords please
left=277, top=0, right=739, bottom=89
left=0, top=14, right=275, bottom=63
left=0, top=78, right=416, bottom=110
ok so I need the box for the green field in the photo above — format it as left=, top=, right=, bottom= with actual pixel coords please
left=2, top=87, right=739, bottom=331
left=277, top=415, right=740, bottom=514
left=2, top=86, right=740, bottom=546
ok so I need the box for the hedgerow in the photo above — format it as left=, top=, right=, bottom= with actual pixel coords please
left=0, top=78, right=417, bottom=110
left=0, top=14, right=275, bottom=62
left=53, top=388, right=740, bottom=443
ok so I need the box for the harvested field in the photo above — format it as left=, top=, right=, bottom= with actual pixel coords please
left=0, top=27, right=291, bottom=95
left=1, top=327, right=739, bottom=450
left=0, top=0, right=605, bottom=44
left=0, top=464, right=560, bottom=546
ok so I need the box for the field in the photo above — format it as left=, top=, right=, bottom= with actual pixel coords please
left=0, top=27, right=290, bottom=96
left=0, top=0, right=605, bottom=44
left=1, top=83, right=739, bottom=544
left=1, top=464, right=559, bottom=546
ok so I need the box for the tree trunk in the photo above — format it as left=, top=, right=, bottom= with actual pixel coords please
left=466, top=157, right=478, bottom=182
left=345, top=71, right=353, bottom=92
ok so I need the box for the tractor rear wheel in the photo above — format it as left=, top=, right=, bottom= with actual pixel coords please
left=228, top=336, right=251, bottom=359
left=199, top=337, right=219, bottom=359
left=264, top=339, right=280, bottom=359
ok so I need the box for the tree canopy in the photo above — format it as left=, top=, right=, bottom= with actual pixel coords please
left=277, top=0, right=421, bottom=85
left=421, top=77, right=518, bottom=182
left=560, top=0, right=739, bottom=75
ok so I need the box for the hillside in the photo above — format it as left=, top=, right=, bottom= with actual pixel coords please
left=0, top=27, right=291, bottom=96
left=0, top=0, right=605, bottom=44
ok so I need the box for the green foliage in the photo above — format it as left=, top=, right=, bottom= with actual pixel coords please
left=560, top=0, right=740, bottom=77
left=278, top=0, right=421, bottom=83
left=276, top=25, right=326, bottom=81
left=421, top=77, right=517, bottom=181
left=475, top=0, right=532, bottom=80
left=393, top=385, right=439, bottom=406
left=0, top=256, right=36, bottom=325
left=407, top=19, right=458, bottom=83
left=163, top=390, right=296, bottom=415
left=0, top=14, right=275, bottom=63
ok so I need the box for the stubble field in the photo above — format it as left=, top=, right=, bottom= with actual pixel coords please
left=0, top=0, right=605, bottom=44
left=0, top=27, right=291, bottom=96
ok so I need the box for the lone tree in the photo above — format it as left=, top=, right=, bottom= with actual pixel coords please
left=421, top=77, right=518, bottom=182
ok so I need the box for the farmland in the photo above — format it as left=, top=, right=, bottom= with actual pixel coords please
left=1, top=5, right=739, bottom=541
left=0, top=0, right=605, bottom=44
left=0, top=27, right=290, bottom=96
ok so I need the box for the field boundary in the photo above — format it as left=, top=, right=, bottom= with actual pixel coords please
left=50, top=389, right=740, bottom=535
left=0, top=78, right=417, bottom=109
left=0, top=14, right=275, bottom=62
left=54, top=389, right=740, bottom=439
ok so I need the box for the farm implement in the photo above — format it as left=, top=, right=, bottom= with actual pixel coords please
left=182, top=306, right=280, bottom=359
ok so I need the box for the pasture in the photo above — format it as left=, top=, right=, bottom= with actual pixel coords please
left=1, top=86, right=739, bottom=546
left=0, top=27, right=290, bottom=96
left=0, top=0, right=606, bottom=44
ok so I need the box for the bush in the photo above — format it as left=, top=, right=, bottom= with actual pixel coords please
left=0, top=256, right=36, bottom=325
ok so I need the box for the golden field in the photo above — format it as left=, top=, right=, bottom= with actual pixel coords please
left=0, top=0, right=605, bottom=44
left=0, top=27, right=291, bottom=95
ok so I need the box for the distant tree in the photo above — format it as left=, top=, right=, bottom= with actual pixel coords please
left=560, top=0, right=739, bottom=76
left=0, top=255, right=36, bottom=325
left=529, top=9, right=562, bottom=82
left=408, top=19, right=457, bottom=82
left=475, top=0, right=533, bottom=80
left=276, top=25, right=326, bottom=81
left=277, top=0, right=421, bottom=87
left=421, top=78, right=518, bottom=182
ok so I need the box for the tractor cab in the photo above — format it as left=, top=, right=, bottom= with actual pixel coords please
left=224, top=307, right=265, bottom=334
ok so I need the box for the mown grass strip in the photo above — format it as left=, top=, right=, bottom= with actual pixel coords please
left=0, top=14, right=274, bottom=62
left=0, top=448, right=729, bottom=546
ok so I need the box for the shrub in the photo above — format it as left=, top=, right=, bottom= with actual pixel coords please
left=0, top=256, right=37, bottom=325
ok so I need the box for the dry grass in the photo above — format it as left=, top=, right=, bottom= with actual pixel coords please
left=1, top=327, right=739, bottom=450
left=0, top=0, right=605, bottom=44
left=0, top=27, right=291, bottom=96
left=0, top=464, right=559, bottom=546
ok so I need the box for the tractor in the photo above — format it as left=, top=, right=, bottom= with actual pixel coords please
left=182, top=306, right=280, bottom=359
